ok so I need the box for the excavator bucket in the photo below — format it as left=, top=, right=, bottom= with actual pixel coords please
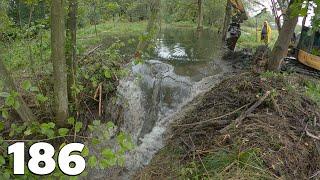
left=229, top=0, right=248, bottom=21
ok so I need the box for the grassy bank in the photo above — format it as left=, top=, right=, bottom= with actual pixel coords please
left=0, top=21, right=147, bottom=74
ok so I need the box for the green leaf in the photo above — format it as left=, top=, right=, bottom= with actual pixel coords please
left=104, top=69, right=112, bottom=79
left=106, top=121, right=115, bottom=129
left=88, top=125, right=94, bottom=132
left=0, top=122, right=4, bottom=132
left=0, top=156, right=5, bottom=166
left=99, top=159, right=109, bottom=169
left=22, top=80, right=32, bottom=91
left=13, top=101, right=20, bottom=110
left=40, top=123, right=56, bottom=138
left=88, top=156, right=97, bottom=168
left=36, top=94, right=48, bottom=103
left=48, top=122, right=55, bottom=128
left=102, top=149, right=116, bottom=160
left=117, top=132, right=134, bottom=151
left=5, top=96, right=15, bottom=107
left=75, top=122, right=83, bottom=133
left=92, top=138, right=100, bottom=145
left=58, top=128, right=69, bottom=136
left=81, top=146, right=89, bottom=157
left=100, top=149, right=117, bottom=167
left=2, top=110, right=9, bottom=119
left=67, top=117, right=75, bottom=125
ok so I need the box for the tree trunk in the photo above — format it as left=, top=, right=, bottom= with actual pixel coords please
left=27, top=5, right=35, bottom=73
left=197, top=0, right=204, bottom=31
left=93, top=2, right=98, bottom=36
left=66, top=0, right=77, bottom=102
left=0, top=58, right=36, bottom=122
left=222, top=0, right=232, bottom=41
left=270, top=0, right=282, bottom=32
left=51, top=0, right=68, bottom=126
left=136, top=0, right=161, bottom=55
left=28, top=5, right=34, bottom=28
left=17, top=0, right=22, bottom=29
left=268, top=1, right=300, bottom=71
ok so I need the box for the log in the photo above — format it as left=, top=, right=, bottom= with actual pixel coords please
left=234, top=91, right=271, bottom=127
left=220, top=91, right=271, bottom=133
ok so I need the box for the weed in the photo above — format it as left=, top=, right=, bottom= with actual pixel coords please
left=305, top=81, right=320, bottom=105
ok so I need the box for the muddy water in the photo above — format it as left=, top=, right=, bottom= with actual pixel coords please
left=93, top=27, right=228, bottom=179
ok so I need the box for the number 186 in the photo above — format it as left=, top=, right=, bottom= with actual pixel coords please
left=8, top=143, right=86, bottom=176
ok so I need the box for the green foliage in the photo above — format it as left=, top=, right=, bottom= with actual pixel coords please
left=106, top=2, right=120, bottom=15
left=78, top=39, right=129, bottom=95
left=180, top=147, right=268, bottom=179
left=311, top=48, right=320, bottom=56
left=58, top=128, right=69, bottom=136
left=40, top=122, right=55, bottom=138
left=162, top=0, right=226, bottom=27
left=260, top=71, right=283, bottom=78
left=87, top=120, right=134, bottom=170
left=305, top=81, right=320, bottom=105
left=0, top=118, right=133, bottom=179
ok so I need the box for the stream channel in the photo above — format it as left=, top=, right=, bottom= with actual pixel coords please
left=90, top=27, right=230, bottom=179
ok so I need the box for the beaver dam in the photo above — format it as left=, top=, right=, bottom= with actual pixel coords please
left=135, top=64, right=320, bottom=179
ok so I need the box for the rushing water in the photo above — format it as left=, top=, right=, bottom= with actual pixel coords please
left=90, top=27, right=228, bottom=179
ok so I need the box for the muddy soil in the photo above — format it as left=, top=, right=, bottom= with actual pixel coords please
left=135, top=52, right=320, bottom=179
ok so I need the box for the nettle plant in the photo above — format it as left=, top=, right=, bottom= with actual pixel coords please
left=0, top=80, right=134, bottom=179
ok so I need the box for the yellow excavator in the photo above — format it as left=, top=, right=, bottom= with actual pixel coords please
left=223, top=0, right=248, bottom=51
left=292, top=27, right=320, bottom=71
left=226, top=0, right=320, bottom=76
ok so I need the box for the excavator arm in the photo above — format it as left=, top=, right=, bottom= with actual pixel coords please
left=223, top=0, right=248, bottom=51
left=229, top=0, right=248, bottom=21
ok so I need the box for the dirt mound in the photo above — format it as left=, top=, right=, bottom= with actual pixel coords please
left=135, top=72, right=320, bottom=179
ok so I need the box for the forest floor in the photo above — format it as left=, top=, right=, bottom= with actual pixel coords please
left=135, top=49, right=320, bottom=179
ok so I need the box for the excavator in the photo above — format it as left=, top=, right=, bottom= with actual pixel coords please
left=282, top=27, right=320, bottom=77
left=291, top=27, right=320, bottom=71
left=223, top=0, right=248, bottom=51
left=225, top=0, right=320, bottom=77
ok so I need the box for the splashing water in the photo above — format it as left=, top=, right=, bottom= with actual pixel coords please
left=96, top=28, right=229, bottom=179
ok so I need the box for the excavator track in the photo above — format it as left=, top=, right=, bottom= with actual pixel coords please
left=281, top=57, right=320, bottom=78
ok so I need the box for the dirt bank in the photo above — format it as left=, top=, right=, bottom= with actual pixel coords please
left=135, top=66, right=320, bottom=179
